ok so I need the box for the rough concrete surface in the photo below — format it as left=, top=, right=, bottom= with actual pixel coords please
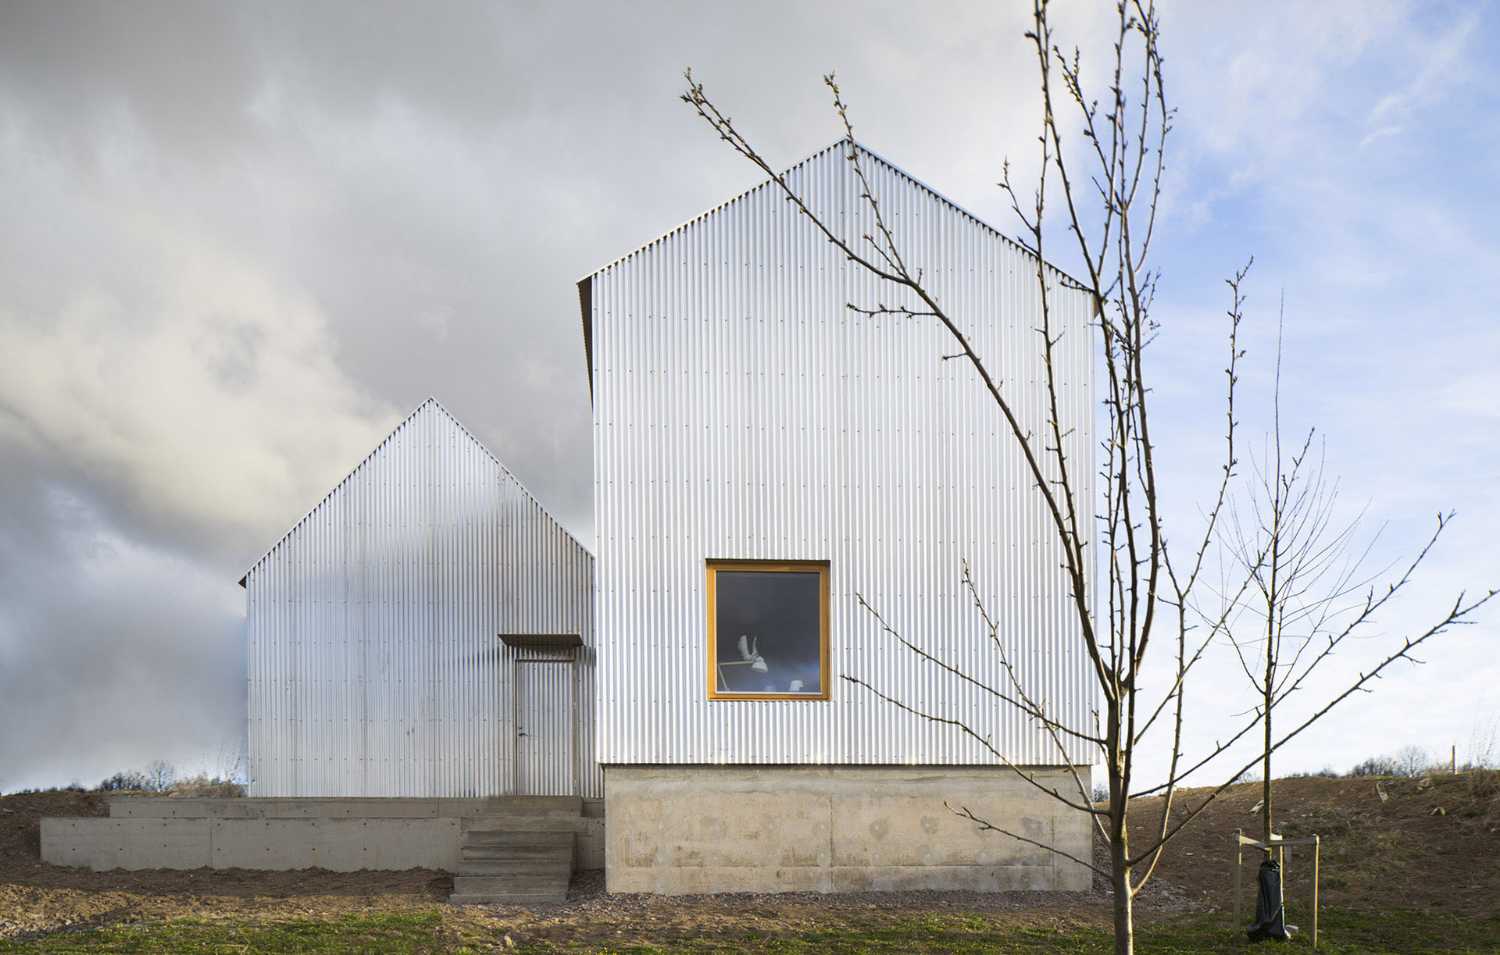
left=605, top=765, right=1092, bottom=894
left=41, top=817, right=462, bottom=872
left=42, top=797, right=604, bottom=872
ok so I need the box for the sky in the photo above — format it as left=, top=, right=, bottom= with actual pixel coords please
left=1, top=1, right=1496, bottom=792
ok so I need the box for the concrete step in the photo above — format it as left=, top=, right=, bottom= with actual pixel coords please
left=457, top=860, right=572, bottom=877
left=463, top=829, right=575, bottom=848
left=454, top=872, right=570, bottom=889
left=467, top=796, right=582, bottom=815
left=459, top=857, right=570, bottom=869
left=461, top=843, right=574, bottom=860
left=461, top=815, right=580, bottom=831
left=453, top=875, right=569, bottom=896
left=449, top=891, right=567, bottom=906
left=447, top=824, right=575, bottom=904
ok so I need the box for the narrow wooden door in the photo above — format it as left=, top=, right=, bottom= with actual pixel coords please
left=514, top=660, right=575, bottom=795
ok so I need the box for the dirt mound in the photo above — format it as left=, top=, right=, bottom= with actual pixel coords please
left=1125, top=772, right=1500, bottom=918
left=0, top=790, right=107, bottom=869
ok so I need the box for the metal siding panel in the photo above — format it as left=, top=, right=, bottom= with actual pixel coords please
left=245, top=400, right=602, bottom=798
left=593, top=145, right=1096, bottom=768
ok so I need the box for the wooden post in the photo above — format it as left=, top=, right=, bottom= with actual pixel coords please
left=1233, top=828, right=1243, bottom=924
left=1452, top=744, right=1457, bottom=774
left=1278, top=841, right=1285, bottom=925
left=1284, top=839, right=1291, bottom=918
left=1312, top=834, right=1321, bottom=949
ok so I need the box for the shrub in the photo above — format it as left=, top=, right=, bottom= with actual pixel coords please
left=1468, top=767, right=1499, bottom=800
left=98, top=770, right=150, bottom=791
left=168, top=773, right=246, bottom=798
left=1350, top=756, right=1399, bottom=777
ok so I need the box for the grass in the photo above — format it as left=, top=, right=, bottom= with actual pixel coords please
left=4, top=909, right=1499, bottom=954
left=0, top=912, right=486, bottom=954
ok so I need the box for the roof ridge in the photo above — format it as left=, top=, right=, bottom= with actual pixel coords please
left=578, top=139, right=848, bottom=282
left=419, top=397, right=590, bottom=556
left=238, top=397, right=590, bottom=586
left=578, top=138, right=1073, bottom=282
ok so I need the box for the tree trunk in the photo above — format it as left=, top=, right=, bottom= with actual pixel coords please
left=1262, top=678, right=1273, bottom=844
left=1108, top=766, right=1136, bottom=955
left=1111, top=828, right=1135, bottom=955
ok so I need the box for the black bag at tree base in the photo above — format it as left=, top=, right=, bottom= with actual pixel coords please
left=1246, top=857, right=1290, bottom=942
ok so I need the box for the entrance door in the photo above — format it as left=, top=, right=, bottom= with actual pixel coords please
left=515, top=660, right=576, bottom=795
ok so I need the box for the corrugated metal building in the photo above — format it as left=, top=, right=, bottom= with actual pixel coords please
left=581, top=141, right=1096, bottom=892
left=242, top=398, right=600, bottom=799
left=234, top=140, right=1095, bottom=893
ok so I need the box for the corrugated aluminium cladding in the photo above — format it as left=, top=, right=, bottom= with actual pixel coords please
left=242, top=399, right=601, bottom=798
left=585, top=141, right=1096, bottom=767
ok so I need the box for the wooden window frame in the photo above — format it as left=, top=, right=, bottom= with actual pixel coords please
left=705, top=559, right=830, bottom=701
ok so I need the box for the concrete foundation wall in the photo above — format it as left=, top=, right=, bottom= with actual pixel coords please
left=605, top=766, right=1092, bottom=894
left=43, top=798, right=604, bottom=872
left=43, top=817, right=463, bottom=872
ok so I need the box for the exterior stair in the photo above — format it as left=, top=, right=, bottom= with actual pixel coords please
left=448, top=796, right=579, bottom=905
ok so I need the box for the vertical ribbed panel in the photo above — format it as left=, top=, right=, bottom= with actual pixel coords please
left=590, top=142, right=1095, bottom=767
left=244, top=399, right=601, bottom=797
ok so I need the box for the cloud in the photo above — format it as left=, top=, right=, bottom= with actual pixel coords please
left=0, top=478, right=247, bottom=792
left=0, top=221, right=394, bottom=556
left=1361, top=10, right=1481, bottom=145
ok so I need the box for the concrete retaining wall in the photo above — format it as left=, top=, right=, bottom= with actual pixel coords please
left=42, top=797, right=605, bottom=872
left=604, top=766, right=1092, bottom=894
left=43, top=817, right=463, bottom=871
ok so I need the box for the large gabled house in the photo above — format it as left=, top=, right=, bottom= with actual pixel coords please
left=581, top=141, right=1094, bottom=892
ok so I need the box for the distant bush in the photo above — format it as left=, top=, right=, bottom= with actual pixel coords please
left=1283, top=767, right=1340, bottom=779
left=93, top=761, right=244, bottom=797
left=1467, top=767, right=1499, bottom=800
left=1349, top=756, right=1398, bottom=778
left=98, top=770, right=151, bottom=791
left=1348, top=747, right=1434, bottom=779
left=1393, top=745, right=1432, bottom=778
left=168, top=773, right=245, bottom=798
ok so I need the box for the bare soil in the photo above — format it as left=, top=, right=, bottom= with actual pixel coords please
left=1124, top=773, right=1500, bottom=919
left=3, top=773, right=1497, bottom=945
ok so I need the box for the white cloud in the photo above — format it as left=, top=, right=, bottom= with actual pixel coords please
left=0, top=110, right=395, bottom=556
left=1361, top=10, right=1481, bottom=144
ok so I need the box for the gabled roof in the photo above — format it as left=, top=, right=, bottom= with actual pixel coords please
left=238, top=397, right=586, bottom=586
left=576, top=138, right=1077, bottom=392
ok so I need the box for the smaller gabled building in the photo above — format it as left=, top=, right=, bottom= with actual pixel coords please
left=241, top=398, right=599, bottom=800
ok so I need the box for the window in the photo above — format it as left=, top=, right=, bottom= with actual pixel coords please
left=706, top=560, right=829, bottom=700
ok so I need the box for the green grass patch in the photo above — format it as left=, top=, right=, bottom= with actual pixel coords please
left=0, top=911, right=485, bottom=954
left=4, top=908, right=1497, bottom=954
left=518, top=910, right=1500, bottom=954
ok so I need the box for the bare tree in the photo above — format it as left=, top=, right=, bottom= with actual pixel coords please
left=1394, top=745, right=1432, bottom=779
left=144, top=759, right=175, bottom=794
left=1216, top=311, right=1402, bottom=844
left=682, top=1, right=1495, bottom=950
left=1467, top=713, right=1500, bottom=770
